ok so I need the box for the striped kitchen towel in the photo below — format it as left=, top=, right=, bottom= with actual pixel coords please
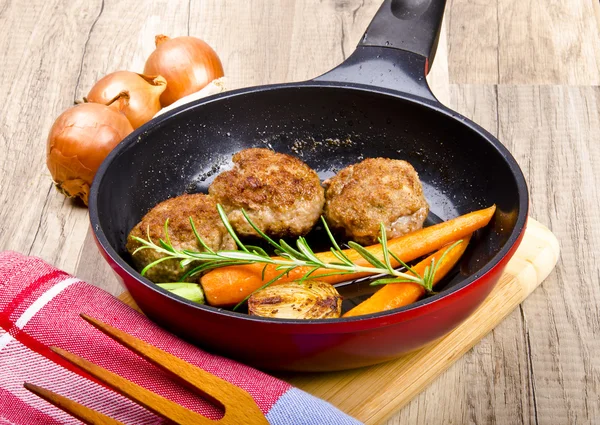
left=0, top=251, right=362, bottom=425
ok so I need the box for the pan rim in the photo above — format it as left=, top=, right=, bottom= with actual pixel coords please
left=89, top=81, right=529, bottom=327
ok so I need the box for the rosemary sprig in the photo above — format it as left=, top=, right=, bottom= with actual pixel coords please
left=131, top=204, right=460, bottom=308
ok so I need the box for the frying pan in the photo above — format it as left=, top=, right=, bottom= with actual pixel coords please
left=89, top=0, right=528, bottom=372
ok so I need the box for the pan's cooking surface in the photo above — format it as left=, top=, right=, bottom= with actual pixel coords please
left=94, top=84, right=525, bottom=317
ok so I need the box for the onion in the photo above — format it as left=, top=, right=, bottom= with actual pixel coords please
left=248, top=280, right=342, bottom=319
left=87, top=71, right=166, bottom=129
left=154, top=76, right=227, bottom=117
left=144, top=35, right=224, bottom=107
left=46, top=101, right=133, bottom=205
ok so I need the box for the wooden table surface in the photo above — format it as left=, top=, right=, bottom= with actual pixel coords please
left=1, top=1, right=599, bottom=424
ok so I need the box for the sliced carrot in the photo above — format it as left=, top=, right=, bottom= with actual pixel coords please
left=343, top=235, right=471, bottom=317
left=201, top=205, right=495, bottom=307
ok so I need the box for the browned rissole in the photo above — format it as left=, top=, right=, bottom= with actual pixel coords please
left=209, top=148, right=325, bottom=238
left=126, top=193, right=236, bottom=283
left=324, top=157, right=429, bottom=245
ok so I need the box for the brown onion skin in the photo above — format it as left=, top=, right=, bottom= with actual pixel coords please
left=87, top=71, right=166, bottom=129
left=46, top=103, right=133, bottom=205
left=144, top=35, right=224, bottom=107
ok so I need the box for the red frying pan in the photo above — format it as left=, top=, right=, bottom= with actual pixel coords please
left=89, top=0, right=528, bottom=371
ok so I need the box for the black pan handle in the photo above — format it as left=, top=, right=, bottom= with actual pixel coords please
left=314, top=0, right=447, bottom=102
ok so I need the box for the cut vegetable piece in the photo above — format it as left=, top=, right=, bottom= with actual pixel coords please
left=343, top=235, right=471, bottom=317
left=200, top=205, right=495, bottom=307
left=157, top=282, right=205, bottom=304
left=248, top=280, right=341, bottom=319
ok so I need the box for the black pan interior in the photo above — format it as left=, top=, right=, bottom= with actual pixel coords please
left=93, top=84, right=526, bottom=313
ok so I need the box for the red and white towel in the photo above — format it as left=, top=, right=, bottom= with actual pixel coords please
left=0, top=251, right=362, bottom=424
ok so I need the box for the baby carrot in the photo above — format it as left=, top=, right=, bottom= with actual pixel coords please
left=200, top=205, right=495, bottom=307
left=343, top=235, right=471, bottom=317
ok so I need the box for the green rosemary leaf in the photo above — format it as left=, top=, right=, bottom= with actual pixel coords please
left=178, top=251, right=220, bottom=263
left=274, top=250, right=292, bottom=260
left=179, top=258, right=196, bottom=268
left=179, top=261, right=202, bottom=282
left=370, top=278, right=416, bottom=286
left=330, top=248, right=354, bottom=266
left=189, top=217, right=215, bottom=254
left=179, top=262, right=222, bottom=281
left=131, top=245, right=153, bottom=256
left=296, top=237, right=324, bottom=265
left=378, top=224, right=394, bottom=271
left=422, top=264, right=432, bottom=291
left=278, top=240, right=306, bottom=260
left=182, top=260, right=250, bottom=280
left=275, top=264, right=295, bottom=271
left=245, top=245, right=269, bottom=257
left=146, top=225, right=154, bottom=246
left=320, top=217, right=351, bottom=263
left=328, top=261, right=351, bottom=267
left=158, top=238, right=175, bottom=253
left=306, top=271, right=355, bottom=279
left=163, top=218, right=173, bottom=249
left=131, top=235, right=172, bottom=256
left=217, top=204, right=248, bottom=252
left=130, top=235, right=154, bottom=248
left=432, top=240, right=463, bottom=277
left=141, top=256, right=176, bottom=276
left=347, top=241, right=387, bottom=269
left=214, top=250, right=271, bottom=262
left=389, top=251, right=420, bottom=276
left=240, top=208, right=282, bottom=250
left=261, top=264, right=268, bottom=281
left=299, top=266, right=320, bottom=282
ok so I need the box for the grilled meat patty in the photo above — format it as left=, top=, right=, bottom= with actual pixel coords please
left=209, top=148, right=325, bottom=238
left=126, top=193, right=236, bottom=283
left=323, top=157, right=429, bottom=245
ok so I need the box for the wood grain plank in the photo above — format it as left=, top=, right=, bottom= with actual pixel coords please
left=0, top=0, right=102, bottom=274
left=447, top=0, right=499, bottom=84
left=189, top=0, right=381, bottom=88
left=189, top=0, right=297, bottom=88
left=497, top=85, right=600, bottom=424
left=448, top=0, right=600, bottom=85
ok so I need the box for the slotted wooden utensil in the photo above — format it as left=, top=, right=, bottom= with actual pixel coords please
left=24, top=313, right=269, bottom=425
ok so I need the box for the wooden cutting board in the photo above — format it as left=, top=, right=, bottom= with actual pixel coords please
left=118, top=217, right=559, bottom=425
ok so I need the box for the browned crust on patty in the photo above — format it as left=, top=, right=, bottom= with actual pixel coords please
left=210, top=148, right=322, bottom=209
left=209, top=148, right=325, bottom=237
left=324, top=157, right=429, bottom=245
left=126, top=193, right=236, bottom=283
